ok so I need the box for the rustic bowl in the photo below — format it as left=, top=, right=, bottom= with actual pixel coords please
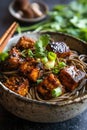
left=0, top=32, right=87, bottom=123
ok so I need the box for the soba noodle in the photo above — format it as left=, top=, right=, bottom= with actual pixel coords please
left=26, top=51, right=87, bottom=103
left=0, top=36, right=87, bottom=103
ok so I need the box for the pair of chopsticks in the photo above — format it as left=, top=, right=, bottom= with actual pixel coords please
left=0, top=22, right=18, bottom=53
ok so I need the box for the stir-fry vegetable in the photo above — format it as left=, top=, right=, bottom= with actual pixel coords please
left=18, top=0, right=87, bottom=42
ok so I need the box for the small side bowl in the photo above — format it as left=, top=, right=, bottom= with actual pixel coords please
left=8, top=0, right=48, bottom=23
left=0, top=32, right=87, bottom=123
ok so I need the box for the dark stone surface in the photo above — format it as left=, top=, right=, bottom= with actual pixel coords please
left=0, top=0, right=87, bottom=130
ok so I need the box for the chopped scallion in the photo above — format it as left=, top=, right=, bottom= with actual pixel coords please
left=48, top=52, right=57, bottom=61
left=41, top=57, right=48, bottom=64
left=45, top=60, right=55, bottom=69
left=58, top=62, right=66, bottom=68
left=52, top=67, right=60, bottom=74
left=52, top=87, right=62, bottom=97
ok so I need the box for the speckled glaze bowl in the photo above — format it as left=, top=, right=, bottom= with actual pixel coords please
left=0, top=32, right=87, bottom=123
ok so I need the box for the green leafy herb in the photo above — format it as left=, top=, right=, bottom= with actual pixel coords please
left=0, top=52, right=9, bottom=61
left=18, top=0, right=87, bottom=42
left=21, top=50, right=27, bottom=57
left=34, top=34, right=50, bottom=58
left=21, top=49, right=33, bottom=58
left=16, top=25, right=21, bottom=34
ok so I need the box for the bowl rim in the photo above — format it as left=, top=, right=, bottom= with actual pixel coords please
left=8, top=0, right=49, bottom=22
left=1, top=31, right=87, bottom=106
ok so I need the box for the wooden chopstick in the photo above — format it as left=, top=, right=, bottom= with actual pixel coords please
left=0, top=22, right=18, bottom=53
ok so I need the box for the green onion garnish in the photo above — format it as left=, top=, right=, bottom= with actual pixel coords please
left=52, top=62, right=66, bottom=74
left=52, top=67, right=60, bottom=74
left=41, top=57, right=48, bottom=64
left=52, top=87, right=62, bottom=97
left=45, top=60, right=55, bottom=69
left=48, top=51, right=57, bottom=61
left=58, top=62, right=66, bottom=68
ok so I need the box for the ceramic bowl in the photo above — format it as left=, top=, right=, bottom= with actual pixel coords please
left=8, top=0, right=48, bottom=23
left=0, top=32, right=87, bottom=123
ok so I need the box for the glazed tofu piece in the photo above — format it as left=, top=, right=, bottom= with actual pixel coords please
left=37, top=73, right=64, bottom=100
left=47, top=41, right=71, bottom=58
left=8, top=47, right=23, bottom=69
left=0, top=47, right=24, bottom=71
left=19, top=58, right=35, bottom=74
left=29, top=68, right=40, bottom=82
left=4, top=76, right=29, bottom=96
left=59, top=66, right=86, bottom=91
left=16, top=36, right=35, bottom=50
left=19, top=58, right=43, bottom=82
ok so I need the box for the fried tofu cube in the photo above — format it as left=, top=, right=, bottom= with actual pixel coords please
left=16, top=36, right=35, bottom=50
left=8, top=47, right=22, bottom=69
left=59, top=66, right=86, bottom=91
left=29, top=68, right=40, bottom=82
left=37, top=73, right=64, bottom=100
left=19, top=59, right=42, bottom=82
left=4, top=76, right=29, bottom=96
left=47, top=41, right=71, bottom=58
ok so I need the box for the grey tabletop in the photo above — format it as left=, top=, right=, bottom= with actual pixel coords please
left=0, top=0, right=87, bottom=130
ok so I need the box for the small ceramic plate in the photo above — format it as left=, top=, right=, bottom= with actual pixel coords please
left=8, top=0, right=48, bottom=23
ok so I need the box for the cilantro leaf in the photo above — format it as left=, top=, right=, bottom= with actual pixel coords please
left=18, top=0, right=87, bottom=42
left=34, top=34, right=50, bottom=58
